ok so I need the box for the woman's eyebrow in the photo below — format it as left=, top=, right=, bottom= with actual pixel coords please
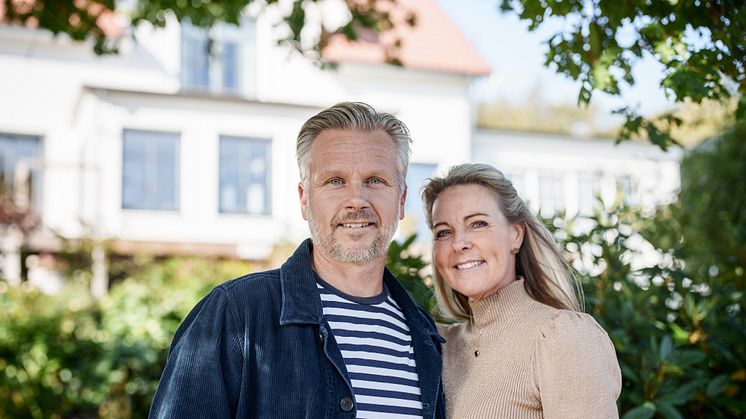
left=464, top=212, right=489, bottom=220
left=432, top=221, right=448, bottom=230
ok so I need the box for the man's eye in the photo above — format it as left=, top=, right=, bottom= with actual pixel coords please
left=368, top=177, right=384, bottom=184
left=327, top=178, right=343, bottom=185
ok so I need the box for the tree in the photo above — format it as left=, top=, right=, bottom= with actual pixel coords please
left=4, top=1, right=744, bottom=146
left=1, top=0, right=410, bottom=61
left=499, top=0, right=746, bottom=150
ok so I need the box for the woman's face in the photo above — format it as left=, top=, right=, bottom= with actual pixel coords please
left=431, top=184, right=524, bottom=301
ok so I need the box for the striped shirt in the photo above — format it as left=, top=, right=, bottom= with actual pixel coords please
left=316, top=275, right=424, bottom=419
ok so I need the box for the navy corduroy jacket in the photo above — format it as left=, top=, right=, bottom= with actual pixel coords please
left=149, top=239, right=446, bottom=419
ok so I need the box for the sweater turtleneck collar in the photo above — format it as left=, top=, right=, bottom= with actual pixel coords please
left=469, top=277, right=535, bottom=329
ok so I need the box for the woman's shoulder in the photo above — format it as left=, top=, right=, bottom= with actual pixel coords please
left=538, top=309, right=610, bottom=341
left=532, top=308, right=622, bottom=415
left=533, top=308, right=616, bottom=362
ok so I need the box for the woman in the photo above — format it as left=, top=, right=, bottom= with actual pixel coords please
left=422, top=163, right=621, bottom=418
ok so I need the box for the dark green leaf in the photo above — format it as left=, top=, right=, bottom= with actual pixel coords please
left=705, top=374, right=729, bottom=397
left=622, top=402, right=656, bottom=419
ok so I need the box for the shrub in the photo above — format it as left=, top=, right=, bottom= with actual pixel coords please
left=0, top=257, right=251, bottom=419
left=553, top=203, right=744, bottom=418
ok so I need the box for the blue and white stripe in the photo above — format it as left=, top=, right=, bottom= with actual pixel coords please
left=317, top=278, right=424, bottom=419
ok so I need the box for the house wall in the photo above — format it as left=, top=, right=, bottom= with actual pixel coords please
left=472, top=129, right=682, bottom=217
left=0, top=13, right=476, bottom=261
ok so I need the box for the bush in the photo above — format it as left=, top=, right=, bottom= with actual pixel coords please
left=0, top=257, right=251, bottom=419
left=553, top=203, right=744, bottom=418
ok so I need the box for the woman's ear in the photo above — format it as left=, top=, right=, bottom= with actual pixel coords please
left=511, top=221, right=525, bottom=249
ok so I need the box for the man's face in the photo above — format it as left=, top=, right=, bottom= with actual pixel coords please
left=299, top=129, right=406, bottom=264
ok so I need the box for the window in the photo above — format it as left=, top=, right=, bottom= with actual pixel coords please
left=578, top=174, right=601, bottom=215
left=538, top=174, right=565, bottom=216
left=181, top=21, right=253, bottom=95
left=122, top=130, right=180, bottom=210
left=219, top=136, right=271, bottom=215
left=617, top=175, right=636, bottom=207
left=0, top=133, right=42, bottom=209
left=404, top=163, right=437, bottom=241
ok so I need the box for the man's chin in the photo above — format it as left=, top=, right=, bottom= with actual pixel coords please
left=332, top=239, right=385, bottom=263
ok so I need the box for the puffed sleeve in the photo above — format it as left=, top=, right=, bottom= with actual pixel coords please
left=534, top=311, right=621, bottom=419
left=149, top=286, right=245, bottom=419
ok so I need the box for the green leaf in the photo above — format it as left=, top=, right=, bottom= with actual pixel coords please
left=668, top=380, right=701, bottom=405
left=659, top=335, right=672, bottom=361
left=706, top=374, right=729, bottom=397
left=669, top=323, right=689, bottom=343
left=622, top=402, right=656, bottom=419
left=656, top=401, right=684, bottom=419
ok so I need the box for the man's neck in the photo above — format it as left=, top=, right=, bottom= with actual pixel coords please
left=311, top=251, right=386, bottom=298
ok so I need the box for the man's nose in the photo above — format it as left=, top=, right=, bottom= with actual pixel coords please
left=344, top=182, right=370, bottom=209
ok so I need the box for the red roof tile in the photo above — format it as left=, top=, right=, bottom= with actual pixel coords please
left=322, top=0, right=491, bottom=76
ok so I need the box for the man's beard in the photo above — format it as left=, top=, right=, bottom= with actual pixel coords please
left=308, top=207, right=398, bottom=264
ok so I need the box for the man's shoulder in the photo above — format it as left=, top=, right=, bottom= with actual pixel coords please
left=216, top=268, right=283, bottom=300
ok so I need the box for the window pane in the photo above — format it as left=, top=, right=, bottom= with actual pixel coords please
left=0, top=133, right=42, bottom=208
left=578, top=174, right=601, bottom=215
left=122, top=130, right=180, bottom=210
left=222, top=41, right=238, bottom=90
left=181, top=23, right=210, bottom=88
left=617, top=176, right=635, bottom=207
left=539, top=174, right=564, bottom=216
left=219, top=136, right=271, bottom=214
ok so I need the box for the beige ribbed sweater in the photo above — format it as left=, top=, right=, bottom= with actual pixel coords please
left=439, top=279, right=622, bottom=419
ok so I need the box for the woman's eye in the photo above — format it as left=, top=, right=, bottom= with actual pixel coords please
left=471, top=220, right=487, bottom=228
left=435, top=230, right=451, bottom=238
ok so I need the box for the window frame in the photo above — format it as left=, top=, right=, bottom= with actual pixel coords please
left=0, top=132, right=43, bottom=212
left=217, top=135, right=272, bottom=216
left=121, top=129, right=181, bottom=212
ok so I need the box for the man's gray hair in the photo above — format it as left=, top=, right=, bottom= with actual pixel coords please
left=296, top=102, right=412, bottom=188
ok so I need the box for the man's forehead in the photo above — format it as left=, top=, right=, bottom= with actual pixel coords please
left=311, top=128, right=394, bottom=148
left=311, top=159, right=398, bottom=176
left=309, top=130, right=396, bottom=161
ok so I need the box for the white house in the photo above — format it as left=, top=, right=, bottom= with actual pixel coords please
left=472, top=129, right=682, bottom=218
left=0, top=0, right=490, bottom=287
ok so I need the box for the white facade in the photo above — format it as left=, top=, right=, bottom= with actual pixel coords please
left=0, top=5, right=684, bottom=287
left=0, top=7, right=477, bottom=268
left=472, top=129, right=682, bottom=218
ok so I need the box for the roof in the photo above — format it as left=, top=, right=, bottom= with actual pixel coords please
left=322, top=0, right=491, bottom=76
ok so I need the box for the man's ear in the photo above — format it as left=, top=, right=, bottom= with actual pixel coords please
left=399, top=185, right=407, bottom=220
left=298, top=183, right=309, bottom=220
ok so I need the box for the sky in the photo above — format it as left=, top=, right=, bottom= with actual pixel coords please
left=435, top=0, right=676, bottom=122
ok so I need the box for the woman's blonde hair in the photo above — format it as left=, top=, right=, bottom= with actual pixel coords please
left=421, top=163, right=582, bottom=321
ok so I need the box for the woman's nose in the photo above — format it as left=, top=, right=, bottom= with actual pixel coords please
left=452, top=234, right=472, bottom=253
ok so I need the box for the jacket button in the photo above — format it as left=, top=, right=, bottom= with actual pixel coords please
left=340, top=396, right=354, bottom=412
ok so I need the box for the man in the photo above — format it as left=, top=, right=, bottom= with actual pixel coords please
left=149, top=102, right=445, bottom=418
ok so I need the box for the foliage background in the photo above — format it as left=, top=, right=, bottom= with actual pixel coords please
left=1, top=123, right=744, bottom=418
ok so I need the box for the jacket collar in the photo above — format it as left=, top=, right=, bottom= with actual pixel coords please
left=278, top=239, right=441, bottom=341
left=279, top=239, right=324, bottom=325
